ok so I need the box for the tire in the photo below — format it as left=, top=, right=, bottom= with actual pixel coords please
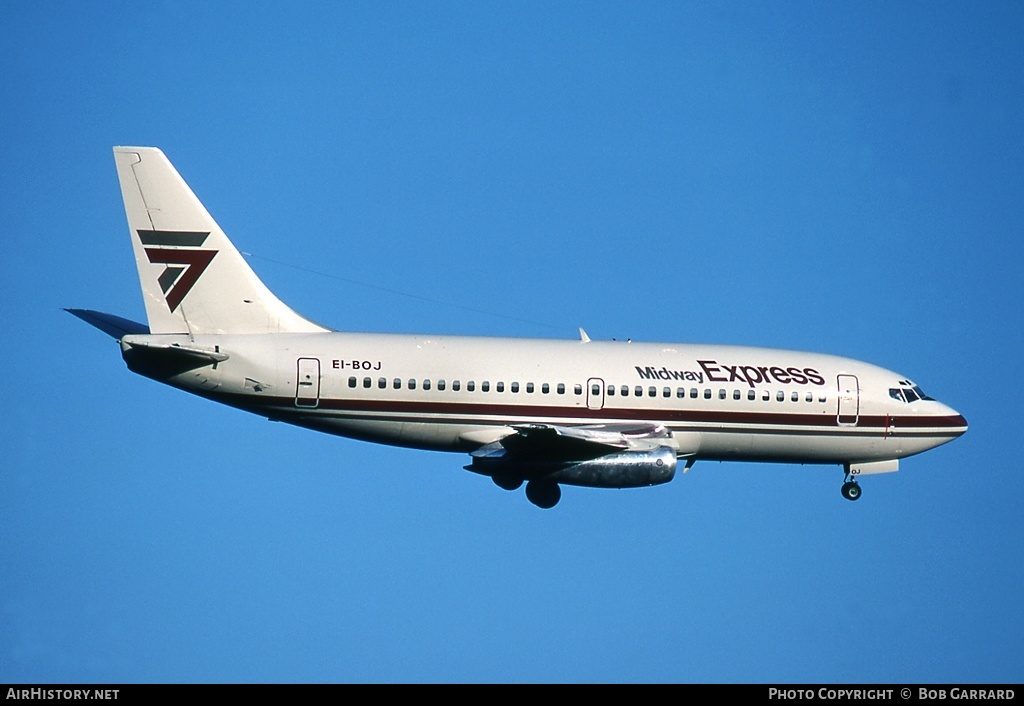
left=492, top=475, right=523, bottom=491
left=841, top=481, right=862, bottom=501
left=525, top=480, right=561, bottom=509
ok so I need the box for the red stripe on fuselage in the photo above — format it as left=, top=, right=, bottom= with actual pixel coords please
left=212, top=392, right=967, bottom=431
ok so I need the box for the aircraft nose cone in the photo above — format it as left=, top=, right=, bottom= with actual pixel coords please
left=943, top=406, right=968, bottom=436
left=953, top=413, right=968, bottom=435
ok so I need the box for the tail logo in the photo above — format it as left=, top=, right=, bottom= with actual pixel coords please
left=138, top=230, right=218, bottom=312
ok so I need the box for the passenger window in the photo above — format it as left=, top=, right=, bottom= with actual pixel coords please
left=593, top=383, right=601, bottom=396
left=762, top=390, right=770, bottom=401
left=704, top=389, right=712, bottom=399
left=348, top=376, right=357, bottom=388
left=526, top=383, right=534, bottom=393
left=776, top=391, right=785, bottom=402
left=438, top=380, right=446, bottom=391
left=452, top=380, right=461, bottom=392
left=635, top=386, right=643, bottom=397
left=511, top=382, right=520, bottom=393
left=733, top=389, right=741, bottom=400
left=557, top=383, right=565, bottom=395
left=690, top=388, right=698, bottom=399
left=542, top=383, right=550, bottom=394
left=663, top=387, right=671, bottom=398
left=378, top=377, right=387, bottom=389
left=607, top=385, right=615, bottom=396
left=747, top=390, right=755, bottom=401
left=677, top=388, right=685, bottom=398
left=718, top=389, right=726, bottom=400
left=423, top=379, right=432, bottom=390
left=393, top=378, right=402, bottom=389
left=363, top=377, right=372, bottom=388
left=496, top=382, right=504, bottom=393
left=648, top=387, right=656, bottom=397
left=574, top=384, right=583, bottom=395
left=481, top=381, right=489, bottom=392
left=791, top=391, right=799, bottom=402
left=805, top=392, right=813, bottom=402
left=466, top=381, right=475, bottom=392
left=621, top=385, right=629, bottom=396
left=408, top=379, right=417, bottom=390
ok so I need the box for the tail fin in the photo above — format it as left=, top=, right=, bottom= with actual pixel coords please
left=113, top=147, right=329, bottom=335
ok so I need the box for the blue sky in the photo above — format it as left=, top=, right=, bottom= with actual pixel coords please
left=2, top=1, right=1022, bottom=684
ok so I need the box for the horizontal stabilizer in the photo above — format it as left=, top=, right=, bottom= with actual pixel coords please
left=119, top=334, right=229, bottom=365
left=65, top=308, right=149, bottom=339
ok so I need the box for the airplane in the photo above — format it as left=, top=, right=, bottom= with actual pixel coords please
left=68, top=146, right=968, bottom=509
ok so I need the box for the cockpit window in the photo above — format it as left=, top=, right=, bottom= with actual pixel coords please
left=890, top=381, right=933, bottom=404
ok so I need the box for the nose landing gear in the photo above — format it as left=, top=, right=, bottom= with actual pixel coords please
left=841, top=480, right=862, bottom=501
left=841, top=467, right=862, bottom=501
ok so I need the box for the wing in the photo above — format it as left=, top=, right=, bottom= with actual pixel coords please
left=477, top=421, right=675, bottom=462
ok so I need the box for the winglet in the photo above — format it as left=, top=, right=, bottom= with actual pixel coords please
left=579, top=327, right=591, bottom=343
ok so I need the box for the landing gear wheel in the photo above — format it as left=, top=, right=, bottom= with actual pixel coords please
left=525, top=480, right=561, bottom=509
left=841, top=481, right=862, bottom=501
left=492, top=475, right=523, bottom=491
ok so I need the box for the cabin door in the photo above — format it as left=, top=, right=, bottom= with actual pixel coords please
left=837, top=374, right=859, bottom=425
left=295, top=357, right=321, bottom=408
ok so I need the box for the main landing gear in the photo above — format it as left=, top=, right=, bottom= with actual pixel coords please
left=525, top=480, right=561, bottom=509
left=491, top=475, right=523, bottom=492
left=491, top=475, right=561, bottom=509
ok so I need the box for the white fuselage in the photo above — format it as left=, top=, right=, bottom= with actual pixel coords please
left=92, top=146, right=969, bottom=506
left=125, top=331, right=968, bottom=468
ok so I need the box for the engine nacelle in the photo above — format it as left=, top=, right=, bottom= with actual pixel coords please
left=469, top=445, right=678, bottom=489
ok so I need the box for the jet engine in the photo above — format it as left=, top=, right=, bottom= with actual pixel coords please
left=468, top=445, right=678, bottom=489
